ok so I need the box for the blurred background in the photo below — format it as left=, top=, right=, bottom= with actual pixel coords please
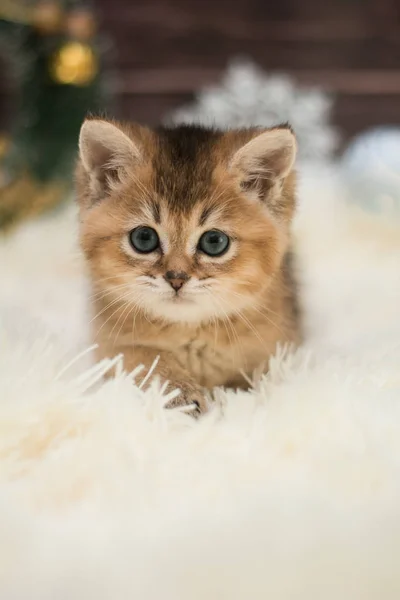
left=1, top=0, right=400, bottom=231
left=97, top=0, right=400, bottom=142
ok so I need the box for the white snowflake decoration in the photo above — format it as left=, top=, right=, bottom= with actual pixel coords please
left=341, top=127, right=400, bottom=214
left=167, top=60, right=339, bottom=161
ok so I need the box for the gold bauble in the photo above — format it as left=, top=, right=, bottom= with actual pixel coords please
left=33, top=1, right=63, bottom=34
left=66, top=9, right=97, bottom=40
left=50, top=42, right=98, bottom=85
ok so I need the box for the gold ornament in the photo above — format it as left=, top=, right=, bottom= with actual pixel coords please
left=33, top=1, right=63, bottom=34
left=50, top=42, right=98, bottom=86
left=66, top=9, right=97, bottom=40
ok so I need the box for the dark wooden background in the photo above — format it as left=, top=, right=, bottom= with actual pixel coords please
left=96, top=0, right=400, bottom=149
left=1, top=0, right=399, bottom=150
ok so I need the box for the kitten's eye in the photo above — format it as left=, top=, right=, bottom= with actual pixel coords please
left=198, top=230, right=230, bottom=257
left=129, top=226, right=159, bottom=253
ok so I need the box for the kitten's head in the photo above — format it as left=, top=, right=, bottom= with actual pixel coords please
left=76, top=119, right=297, bottom=324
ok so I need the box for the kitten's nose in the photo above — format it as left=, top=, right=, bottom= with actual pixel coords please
left=164, top=270, right=189, bottom=291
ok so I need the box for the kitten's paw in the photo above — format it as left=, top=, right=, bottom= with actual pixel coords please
left=165, top=381, right=208, bottom=416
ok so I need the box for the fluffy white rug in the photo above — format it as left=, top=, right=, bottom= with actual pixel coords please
left=1, top=163, right=400, bottom=599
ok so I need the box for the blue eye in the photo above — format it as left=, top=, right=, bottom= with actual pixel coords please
left=129, top=227, right=159, bottom=253
left=198, top=230, right=230, bottom=257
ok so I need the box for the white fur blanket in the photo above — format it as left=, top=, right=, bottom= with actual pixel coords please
left=1, top=164, right=400, bottom=599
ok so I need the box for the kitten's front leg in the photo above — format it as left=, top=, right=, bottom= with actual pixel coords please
left=101, top=344, right=208, bottom=415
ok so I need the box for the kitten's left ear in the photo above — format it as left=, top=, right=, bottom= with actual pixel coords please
left=78, top=119, right=141, bottom=204
left=79, top=119, right=140, bottom=173
left=231, top=126, right=297, bottom=189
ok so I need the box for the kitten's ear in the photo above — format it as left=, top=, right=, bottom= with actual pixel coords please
left=231, top=127, right=297, bottom=193
left=78, top=119, right=140, bottom=203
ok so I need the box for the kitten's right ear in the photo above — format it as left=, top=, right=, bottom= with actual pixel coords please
left=78, top=119, right=140, bottom=203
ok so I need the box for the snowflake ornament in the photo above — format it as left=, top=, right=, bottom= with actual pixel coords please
left=341, top=127, right=400, bottom=214
left=167, top=60, right=339, bottom=161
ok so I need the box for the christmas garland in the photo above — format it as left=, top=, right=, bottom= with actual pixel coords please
left=0, top=0, right=107, bottom=232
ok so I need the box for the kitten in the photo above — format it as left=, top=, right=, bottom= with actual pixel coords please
left=76, top=119, right=301, bottom=414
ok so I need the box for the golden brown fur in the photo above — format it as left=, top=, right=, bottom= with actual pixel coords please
left=76, top=119, right=301, bottom=414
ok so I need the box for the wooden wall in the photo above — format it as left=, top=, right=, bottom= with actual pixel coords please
left=0, top=0, right=399, bottom=148
left=97, top=0, right=400, bottom=148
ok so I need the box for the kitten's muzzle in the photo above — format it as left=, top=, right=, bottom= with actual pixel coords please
left=164, top=270, right=190, bottom=292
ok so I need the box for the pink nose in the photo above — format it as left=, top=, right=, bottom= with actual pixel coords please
left=164, top=270, right=189, bottom=291
left=169, top=279, right=185, bottom=291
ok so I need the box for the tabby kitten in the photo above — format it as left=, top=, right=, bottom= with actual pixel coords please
left=76, top=119, right=301, bottom=414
